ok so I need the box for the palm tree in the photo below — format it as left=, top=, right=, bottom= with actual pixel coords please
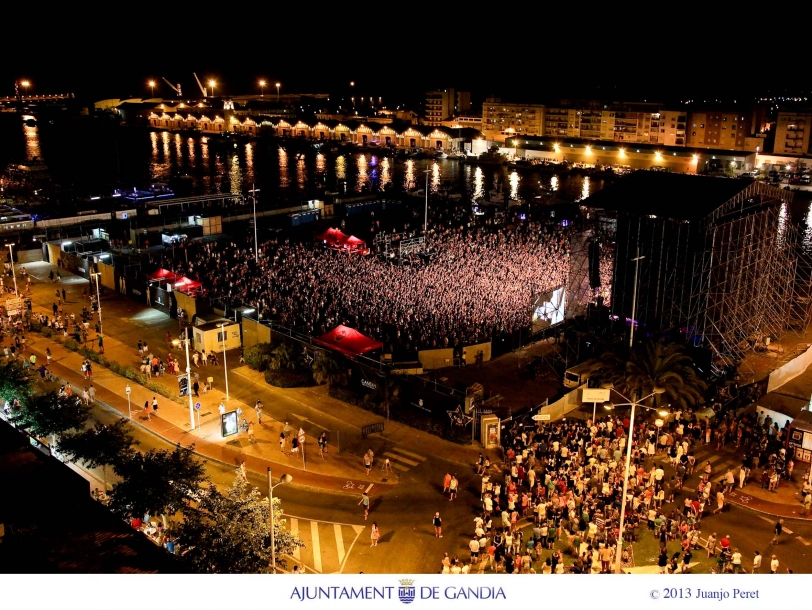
left=270, top=341, right=299, bottom=371
left=600, top=340, right=707, bottom=410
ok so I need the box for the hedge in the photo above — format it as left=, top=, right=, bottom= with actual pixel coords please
left=244, top=343, right=275, bottom=372
left=263, top=369, right=313, bottom=388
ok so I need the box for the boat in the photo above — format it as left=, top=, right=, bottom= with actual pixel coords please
left=462, top=150, right=507, bottom=166
left=3, top=159, right=51, bottom=190
left=433, top=150, right=448, bottom=159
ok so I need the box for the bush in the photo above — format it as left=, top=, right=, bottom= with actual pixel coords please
left=264, top=369, right=312, bottom=388
left=328, top=386, right=364, bottom=406
left=63, top=339, right=78, bottom=351
left=244, top=343, right=275, bottom=372
left=41, top=328, right=52, bottom=338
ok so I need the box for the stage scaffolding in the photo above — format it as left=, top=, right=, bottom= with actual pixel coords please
left=683, top=186, right=812, bottom=374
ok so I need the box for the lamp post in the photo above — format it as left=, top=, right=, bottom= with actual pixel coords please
left=173, top=332, right=196, bottom=431
left=20, top=80, right=30, bottom=100
left=90, top=272, right=102, bottom=337
left=268, top=468, right=292, bottom=573
left=249, top=185, right=260, bottom=262
left=424, top=166, right=430, bottom=235
left=629, top=247, right=645, bottom=348
left=218, top=322, right=230, bottom=401
left=275, top=82, right=280, bottom=102
left=602, top=384, right=667, bottom=574
left=259, top=79, right=266, bottom=97
left=208, top=80, right=216, bottom=97
left=7, top=244, right=17, bottom=296
left=148, top=80, right=155, bottom=97
left=125, top=384, right=132, bottom=418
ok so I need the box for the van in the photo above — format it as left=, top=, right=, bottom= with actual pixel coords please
left=563, top=360, right=605, bottom=389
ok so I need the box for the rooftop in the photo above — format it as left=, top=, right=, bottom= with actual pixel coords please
left=579, top=172, right=756, bottom=221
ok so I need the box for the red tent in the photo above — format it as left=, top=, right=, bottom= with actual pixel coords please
left=146, top=268, right=179, bottom=283
left=341, top=235, right=367, bottom=252
left=173, top=276, right=202, bottom=295
left=315, top=227, right=348, bottom=247
left=314, top=325, right=383, bottom=357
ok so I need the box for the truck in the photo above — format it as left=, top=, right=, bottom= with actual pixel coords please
left=563, top=360, right=605, bottom=389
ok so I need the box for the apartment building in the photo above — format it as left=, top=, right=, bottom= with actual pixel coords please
left=424, top=89, right=471, bottom=126
left=686, top=111, right=751, bottom=150
left=481, top=98, right=545, bottom=141
left=773, top=111, right=812, bottom=155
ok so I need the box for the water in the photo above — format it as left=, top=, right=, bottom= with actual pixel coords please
left=0, top=114, right=597, bottom=206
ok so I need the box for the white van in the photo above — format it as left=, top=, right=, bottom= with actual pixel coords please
left=563, top=361, right=605, bottom=389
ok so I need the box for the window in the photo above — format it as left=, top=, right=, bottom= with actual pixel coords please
left=700, top=124, right=705, bottom=128
left=217, top=331, right=226, bottom=343
left=723, top=117, right=727, bottom=122
left=692, top=131, right=696, bottom=136
left=731, top=125, right=736, bottom=130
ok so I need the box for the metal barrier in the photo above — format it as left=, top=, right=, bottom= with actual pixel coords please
left=361, top=421, right=385, bottom=439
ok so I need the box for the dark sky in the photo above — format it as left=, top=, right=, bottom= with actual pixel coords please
left=4, top=15, right=807, bottom=108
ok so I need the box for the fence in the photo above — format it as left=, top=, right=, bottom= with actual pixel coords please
left=361, top=421, right=385, bottom=439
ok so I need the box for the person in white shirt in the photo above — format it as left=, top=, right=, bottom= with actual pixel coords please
left=752, top=551, right=762, bottom=574
left=731, top=549, right=742, bottom=573
left=770, top=555, right=779, bottom=573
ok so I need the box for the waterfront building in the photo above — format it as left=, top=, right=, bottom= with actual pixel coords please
left=773, top=110, right=812, bottom=155
left=424, top=89, right=471, bottom=126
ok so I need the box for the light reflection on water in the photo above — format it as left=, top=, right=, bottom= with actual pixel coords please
left=509, top=171, right=519, bottom=200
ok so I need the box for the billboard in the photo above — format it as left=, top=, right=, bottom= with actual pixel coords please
left=531, top=286, right=566, bottom=333
left=221, top=411, right=239, bottom=437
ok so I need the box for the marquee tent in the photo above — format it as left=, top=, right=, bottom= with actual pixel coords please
left=314, top=325, right=383, bottom=357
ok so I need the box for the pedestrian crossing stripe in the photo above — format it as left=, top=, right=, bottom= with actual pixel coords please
left=283, top=515, right=365, bottom=574
left=383, top=447, right=427, bottom=471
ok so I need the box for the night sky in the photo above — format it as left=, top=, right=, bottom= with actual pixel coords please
left=3, top=15, right=806, bottom=107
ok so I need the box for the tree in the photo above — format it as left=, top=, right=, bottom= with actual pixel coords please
left=108, top=444, right=207, bottom=524
left=176, top=472, right=304, bottom=573
left=600, top=340, right=707, bottom=410
left=0, top=360, right=33, bottom=406
left=270, top=341, right=299, bottom=371
left=311, top=351, right=346, bottom=388
left=57, top=418, right=138, bottom=489
left=9, top=391, right=91, bottom=448
left=364, top=377, right=400, bottom=421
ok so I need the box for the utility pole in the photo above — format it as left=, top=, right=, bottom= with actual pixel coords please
left=249, top=185, right=260, bottom=262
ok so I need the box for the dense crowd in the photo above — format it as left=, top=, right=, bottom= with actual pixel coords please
left=437, top=388, right=806, bottom=574
left=166, top=209, right=573, bottom=352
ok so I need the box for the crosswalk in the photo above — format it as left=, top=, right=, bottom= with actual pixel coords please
left=382, top=447, right=427, bottom=473
left=655, top=445, right=743, bottom=490
left=283, top=515, right=365, bottom=574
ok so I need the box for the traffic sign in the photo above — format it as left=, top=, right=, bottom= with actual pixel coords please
left=582, top=388, right=610, bottom=403
left=5, top=297, right=21, bottom=316
left=298, top=427, right=305, bottom=444
left=532, top=413, right=551, bottom=421
left=195, top=402, right=201, bottom=411
left=125, top=385, right=131, bottom=395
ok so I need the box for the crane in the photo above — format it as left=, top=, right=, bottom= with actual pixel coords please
left=161, top=77, right=182, bottom=97
left=193, top=73, right=207, bottom=98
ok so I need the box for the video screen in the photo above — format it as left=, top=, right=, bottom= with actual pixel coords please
left=531, top=286, right=566, bottom=333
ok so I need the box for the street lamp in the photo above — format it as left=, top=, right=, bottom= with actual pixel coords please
left=423, top=166, right=430, bottom=235
left=20, top=80, right=30, bottom=99
left=90, top=272, right=102, bottom=338
left=259, top=79, right=266, bottom=97
left=249, top=185, right=260, bottom=262
left=148, top=80, right=155, bottom=97
left=6, top=244, right=17, bottom=296
left=218, top=322, right=230, bottom=401
left=125, top=384, right=132, bottom=419
left=275, top=82, right=280, bottom=102
left=208, top=80, right=216, bottom=97
left=173, top=332, right=197, bottom=431
left=268, top=468, right=292, bottom=573
left=602, top=383, right=666, bottom=574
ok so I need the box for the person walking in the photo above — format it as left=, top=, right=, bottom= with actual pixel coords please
left=248, top=421, right=255, bottom=444
left=192, top=351, right=199, bottom=367
left=770, top=554, right=779, bottom=573
left=255, top=400, right=263, bottom=424
left=143, top=400, right=151, bottom=421
left=449, top=475, right=458, bottom=501
left=364, top=451, right=372, bottom=475
left=97, top=334, right=104, bottom=353
left=88, top=384, right=96, bottom=404
left=752, top=550, right=762, bottom=574
left=433, top=511, right=443, bottom=538
left=152, top=396, right=159, bottom=413
left=359, top=491, right=370, bottom=520
left=45, top=347, right=51, bottom=364
left=370, top=522, right=380, bottom=547
left=443, top=472, right=452, bottom=495
left=279, top=432, right=287, bottom=455
left=771, top=519, right=784, bottom=546
left=318, top=432, right=327, bottom=459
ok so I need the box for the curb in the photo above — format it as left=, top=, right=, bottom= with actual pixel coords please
left=726, top=496, right=812, bottom=522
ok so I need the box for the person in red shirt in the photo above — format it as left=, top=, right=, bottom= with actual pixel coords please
left=720, top=535, right=731, bottom=550
left=131, top=516, right=142, bottom=530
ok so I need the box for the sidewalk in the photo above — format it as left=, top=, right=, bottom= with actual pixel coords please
left=726, top=475, right=811, bottom=521
left=25, top=332, right=394, bottom=496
